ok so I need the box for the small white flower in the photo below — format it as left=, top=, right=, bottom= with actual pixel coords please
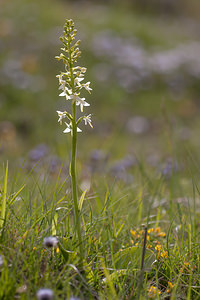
left=63, top=122, right=72, bottom=134
left=43, top=237, right=58, bottom=248
left=69, top=93, right=82, bottom=103
left=76, top=98, right=90, bottom=112
left=83, top=82, right=92, bottom=93
left=56, top=111, right=66, bottom=125
left=56, top=74, right=66, bottom=90
left=56, top=23, right=92, bottom=134
left=74, top=76, right=84, bottom=86
left=81, top=67, right=87, bottom=73
left=63, top=71, right=70, bottom=76
left=63, top=122, right=82, bottom=135
left=36, top=288, right=54, bottom=300
left=59, top=91, right=65, bottom=96
left=59, top=88, right=72, bottom=100
left=58, top=84, right=65, bottom=91
left=55, top=53, right=65, bottom=61
left=83, top=114, right=93, bottom=128
left=69, top=94, right=90, bottom=112
left=56, top=73, right=64, bottom=84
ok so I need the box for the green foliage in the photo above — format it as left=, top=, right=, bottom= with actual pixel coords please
left=1, top=0, right=200, bottom=299
left=0, top=157, right=199, bottom=298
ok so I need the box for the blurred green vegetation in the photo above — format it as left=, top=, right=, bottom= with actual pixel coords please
left=0, top=0, right=200, bottom=171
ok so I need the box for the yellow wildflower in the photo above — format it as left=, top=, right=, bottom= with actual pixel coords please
left=168, top=281, right=174, bottom=290
left=155, top=244, right=162, bottom=251
left=157, top=232, right=166, bottom=238
left=167, top=281, right=174, bottom=293
left=148, top=286, right=161, bottom=298
left=153, top=240, right=160, bottom=245
left=154, top=227, right=161, bottom=233
left=155, top=244, right=167, bottom=259
left=130, top=229, right=136, bottom=237
left=160, top=250, right=167, bottom=259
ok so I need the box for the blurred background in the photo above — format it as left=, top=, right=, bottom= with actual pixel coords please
left=1, top=0, right=200, bottom=182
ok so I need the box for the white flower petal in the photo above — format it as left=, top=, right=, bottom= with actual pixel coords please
left=63, top=128, right=71, bottom=133
left=57, top=111, right=66, bottom=124
left=63, top=122, right=82, bottom=134
left=83, top=114, right=93, bottom=128
left=59, top=91, right=66, bottom=97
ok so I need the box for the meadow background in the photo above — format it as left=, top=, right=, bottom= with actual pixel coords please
left=1, top=0, right=200, bottom=299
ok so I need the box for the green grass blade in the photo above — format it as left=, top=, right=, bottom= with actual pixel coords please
left=8, top=184, right=25, bottom=206
left=78, top=189, right=87, bottom=211
left=0, top=161, right=8, bottom=230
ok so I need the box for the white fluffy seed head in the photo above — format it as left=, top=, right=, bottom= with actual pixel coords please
left=36, top=288, right=54, bottom=300
left=43, top=237, right=58, bottom=248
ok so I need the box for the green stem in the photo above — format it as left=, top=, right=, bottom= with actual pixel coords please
left=68, top=39, right=83, bottom=264
left=71, top=103, right=83, bottom=262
